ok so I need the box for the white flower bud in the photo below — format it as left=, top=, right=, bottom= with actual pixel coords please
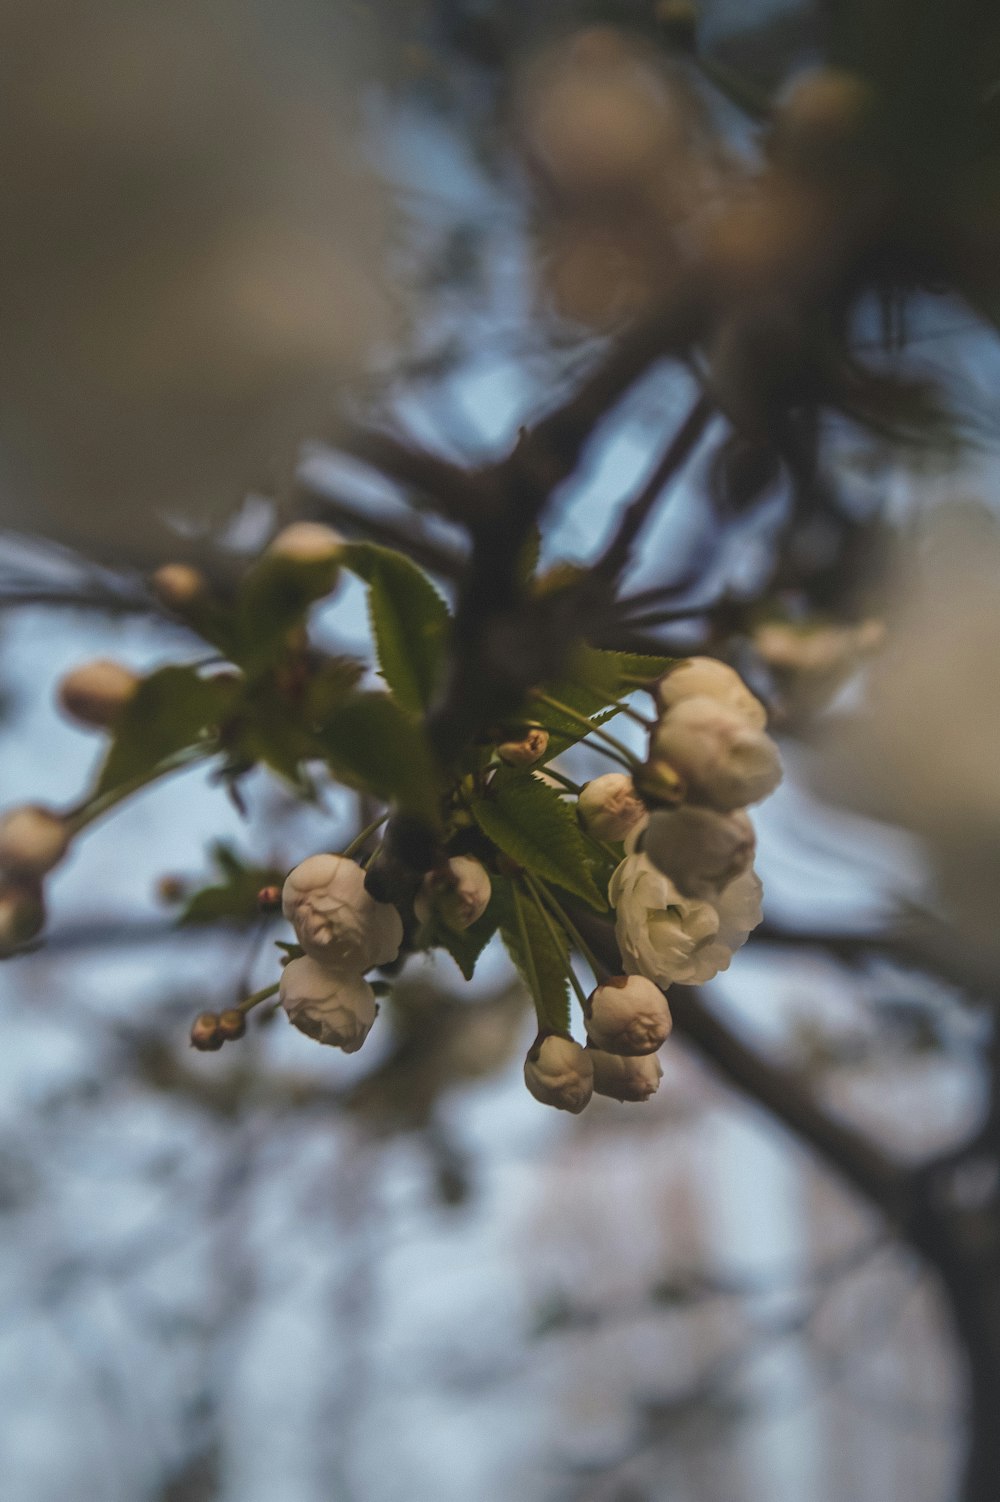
left=609, top=852, right=719, bottom=986
left=590, top=1048, right=663, bottom=1102
left=652, top=697, right=782, bottom=810
left=0, top=805, right=71, bottom=879
left=654, top=657, right=766, bottom=728
left=150, top=563, right=208, bottom=609
left=584, top=974, right=672, bottom=1055
left=266, top=522, right=344, bottom=561
left=414, top=855, right=491, bottom=931
left=524, top=1034, right=594, bottom=1113
left=643, top=806, right=755, bottom=897
left=578, top=773, right=648, bottom=843
left=0, top=881, right=44, bottom=951
left=57, top=659, right=139, bottom=729
left=279, top=956, right=376, bottom=1052
left=497, top=727, right=550, bottom=767
left=282, top=854, right=402, bottom=970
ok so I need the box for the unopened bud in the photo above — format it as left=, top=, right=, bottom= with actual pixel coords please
left=0, top=805, right=71, bottom=879
left=0, top=881, right=44, bottom=951
left=150, top=563, right=208, bottom=609
left=414, top=856, right=492, bottom=931
left=257, top=884, right=282, bottom=912
left=57, top=659, right=139, bottom=729
left=633, top=758, right=686, bottom=808
left=524, top=1034, right=594, bottom=1113
left=217, top=1009, right=247, bottom=1041
left=190, top=1012, right=223, bottom=1051
left=156, top=875, right=188, bottom=906
left=584, top=974, right=672, bottom=1055
left=497, top=726, right=550, bottom=767
left=590, top=1047, right=664, bottom=1102
left=578, top=773, right=647, bottom=843
left=266, top=522, right=344, bottom=562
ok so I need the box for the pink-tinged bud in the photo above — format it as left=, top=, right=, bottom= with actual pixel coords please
left=279, top=957, right=376, bottom=1052
left=414, top=856, right=492, bottom=931
left=497, top=726, right=550, bottom=767
left=590, top=1048, right=663, bottom=1102
left=150, top=563, right=208, bottom=609
left=524, top=1035, right=594, bottom=1113
left=652, top=697, right=782, bottom=810
left=257, top=885, right=282, bottom=912
left=0, top=806, right=71, bottom=879
left=0, top=881, right=44, bottom=951
left=57, top=659, right=139, bottom=729
left=654, top=657, right=766, bottom=729
left=217, top=1008, right=247, bottom=1041
left=190, top=1012, right=223, bottom=1051
left=577, top=773, right=647, bottom=843
left=282, top=854, right=402, bottom=970
left=584, top=974, right=672, bottom=1055
left=266, top=522, right=344, bottom=562
left=156, top=875, right=187, bottom=906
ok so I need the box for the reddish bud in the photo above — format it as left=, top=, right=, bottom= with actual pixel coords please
left=217, top=1009, right=247, bottom=1041
left=190, top=1012, right=223, bottom=1051
left=257, top=885, right=282, bottom=912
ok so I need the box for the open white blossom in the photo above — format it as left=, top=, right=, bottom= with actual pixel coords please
left=57, top=659, right=139, bottom=729
left=578, top=773, right=648, bottom=843
left=282, top=854, right=402, bottom=970
left=683, top=867, right=765, bottom=983
left=609, top=852, right=719, bottom=986
left=654, top=657, right=767, bottom=728
left=0, top=806, right=71, bottom=879
left=652, top=697, right=782, bottom=810
left=279, top=956, right=376, bottom=1053
left=524, top=1034, right=594, bottom=1113
left=643, top=805, right=755, bottom=897
left=267, top=522, right=345, bottom=562
left=590, top=1048, right=663, bottom=1102
left=414, top=856, right=491, bottom=932
left=584, top=973, right=672, bottom=1055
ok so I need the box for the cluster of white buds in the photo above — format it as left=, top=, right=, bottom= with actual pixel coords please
left=414, top=855, right=492, bottom=932
left=523, top=974, right=673, bottom=1114
left=607, top=658, right=780, bottom=990
left=279, top=854, right=402, bottom=1051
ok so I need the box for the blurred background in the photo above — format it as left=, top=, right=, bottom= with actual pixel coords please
left=2, top=1, right=999, bottom=1499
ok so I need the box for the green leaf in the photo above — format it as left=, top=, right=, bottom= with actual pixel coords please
left=97, top=667, right=238, bottom=795
left=179, top=845, right=284, bottom=927
left=340, top=542, right=450, bottom=713
left=427, top=902, right=499, bottom=981
left=493, top=876, right=570, bottom=1034
left=470, top=770, right=605, bottom=909
left=234, top=553, right=343, bottom=676
left=533, top=645, right=675, bottom=753
left=318, top=692, right=440, bottom=825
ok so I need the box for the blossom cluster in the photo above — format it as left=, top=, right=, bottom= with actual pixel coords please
left=527, top=658, right=781, bottom=1115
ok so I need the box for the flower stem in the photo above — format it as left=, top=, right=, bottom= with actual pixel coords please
left=533, top=692, right=639, bottom=768
left=342, top=815, right=388, bottom=861
left=538, top=766, right=583, bottom=795
left=236, top=980, right=280, bottom=1015
left=532, top=877, right=613, bottom=985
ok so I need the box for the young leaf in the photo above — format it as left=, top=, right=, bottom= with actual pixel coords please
left=340, top=542, right=450, bottom=713
left=470, top=770, right=605, bottom=909
left=426, top=903, right=499, bottom=982
left=493, top=876, right=570, bottom=1035
left=97, top=667, right=238, bottom=795
left=234, top=553, right=343, bottom=676
left=318, top=692, right=440, bottom=825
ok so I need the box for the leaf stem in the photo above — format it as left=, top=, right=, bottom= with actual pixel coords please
left=533, top=692, right=639, bottom=767
left=511, top=880, right=546, bottom=1024
left=533, top=877, right=613, bottom=985
left=523, top=874, right=589, bottom=1010
left=69, top=746, right=212, bottom=834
